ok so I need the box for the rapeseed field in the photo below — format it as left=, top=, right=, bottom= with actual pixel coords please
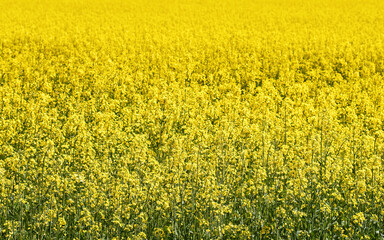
left=1, top=0, right=384, bottom=239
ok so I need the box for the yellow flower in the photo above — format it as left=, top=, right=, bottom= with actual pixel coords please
left=352, top=212, right=366, bottom=226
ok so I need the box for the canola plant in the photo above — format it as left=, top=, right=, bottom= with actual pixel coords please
left=1, top=0, right=384, bottom=239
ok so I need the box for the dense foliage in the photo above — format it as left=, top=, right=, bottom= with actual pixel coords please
left=1, top=0, right=384, bottom=239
